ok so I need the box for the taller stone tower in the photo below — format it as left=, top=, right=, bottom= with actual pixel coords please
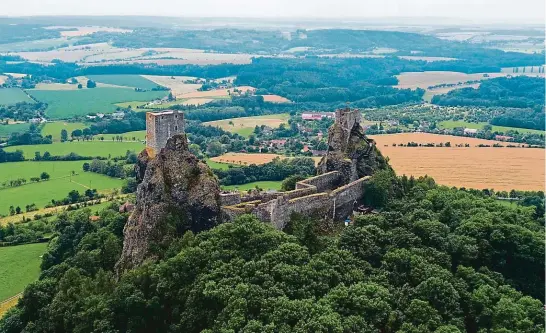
left=146, top=110, right=185, bottom=157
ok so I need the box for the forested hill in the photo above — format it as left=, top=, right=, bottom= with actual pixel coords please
left=1, top=172, right=544, bottom=333
left=431, top=76, right=545, bottom=130
left=432, top=76, right=545, bottom=109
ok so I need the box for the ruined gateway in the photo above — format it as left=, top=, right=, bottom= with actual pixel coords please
left=117, top=108, right=387, bottom=269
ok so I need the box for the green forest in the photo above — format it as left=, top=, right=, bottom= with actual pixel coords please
left=1, top=172, right=543, bottom=333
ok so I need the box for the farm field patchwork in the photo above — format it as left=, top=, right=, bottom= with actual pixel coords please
left=4, top=141, right=144, bottom=159
left=0, top=161, right=125, bottom=215
left=41, top=122, right=87, bottom=141
left=0, top=242, right=48, bottom=301
left=438, top=120, right=545, bottom=135
left=204, top=113, right=290, bottom=137
left=0, top=88, right=34, bottom=105
left=371, top=133, right=545, bottom=191
left=27, top=88, right=168, bottom=119
left=222, top=181, right=283, bottom=191
left=86, top=75, right=161, bottom=90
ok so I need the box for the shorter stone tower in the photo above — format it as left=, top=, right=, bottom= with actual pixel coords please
left=146, top=110, right=185, bottom=157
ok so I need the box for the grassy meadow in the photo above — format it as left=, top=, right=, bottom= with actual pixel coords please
left=86, top=75, right=160, bottom=90
left=28, top=88, right=168, bottom=119
left=0, top=242, right=48, bottom=301
left=0, top=88, right=34, bottom=105
left=222, top=180, right=282, bottom=191
left=0, top=161, right=125, bottom=215
left=41, top=122, right=87, bottom=141
left=438, top=120, right=544, bottom=135
left=101, top=130, right=146, bottom=141
left=0, top=123, right=30, bottom=138
left=5, top=141, right=144, bottom=159
left=204, top=159, right=238, bottom=170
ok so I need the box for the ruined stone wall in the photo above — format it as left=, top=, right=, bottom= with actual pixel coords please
left=296, top=171, right=342, bottom=192
left=331, top=176, right=370, bottom=207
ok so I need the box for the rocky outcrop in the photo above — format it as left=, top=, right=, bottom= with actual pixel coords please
left=116, top=134, right=221, bottom=272
left=318, top=107, right=389, bottom=184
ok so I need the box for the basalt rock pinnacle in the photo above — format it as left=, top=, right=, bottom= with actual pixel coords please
left=116, top=134, right=221, bottom=272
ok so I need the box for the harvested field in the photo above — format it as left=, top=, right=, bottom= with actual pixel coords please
left=211, top=153, right=284, bottom=166
left=395, top=71, right=544, bottom=90
left=395, top=71, right=505, bottom=89
left=142, top=75, right=201, bottom=97
left=33, top=83, right=80, bottom=90
left=262, top=95, right=291, bottom=103
left=204, top=114, right=290, bottom=137
left=179, top=86, right=255, bottom=99
left=371, top=133, right=545, bottom=191
left=423, top=83, right=480, bottom=102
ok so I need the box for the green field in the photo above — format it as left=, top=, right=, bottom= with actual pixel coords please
left=0, top=88, right=33, bottom=105
left=41, top=122, right=87, bottom=141
left=0, top=123, right=30, bottom=138
left=101, top=130, right=146, bottom=141
left=114, top=101, right=148, bottom=109
left=438, top=120, right=544, bottom=135
left=0, top=38, right=72, bottom=52
left=222, top=181, right=282, bottom=191
left=204, top=159, right=238, bottom=170
left=0, top=242, right=48, bottom=301
left=86, top=75, right=161, bottom=90
left=4, top=141, right=144, bottom=159
left=27, top=88, right=168, bottom=119
left=0, top=161, right=125, bottom=215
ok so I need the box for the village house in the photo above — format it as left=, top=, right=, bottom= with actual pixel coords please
left=267, top=139, right=287, bottom=148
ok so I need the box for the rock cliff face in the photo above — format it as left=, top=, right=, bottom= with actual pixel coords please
left=116, top=134, right=221, bottom=272
left=318, top=107, right=389, bottom=184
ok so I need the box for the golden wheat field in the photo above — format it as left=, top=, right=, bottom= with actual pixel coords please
left=262, top=94, right=291, bottom=103
left=370, top=133, right=545, bottom=191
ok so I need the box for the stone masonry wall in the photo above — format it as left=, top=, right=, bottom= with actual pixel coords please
left=296, top=171, right=342, bottom=192
left=221, top=170, right=369, bottom=230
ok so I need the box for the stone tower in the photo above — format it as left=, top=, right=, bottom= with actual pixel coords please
left=318, top=106, right=389, bottom=184
left=146, top=110, right=185, bottom=157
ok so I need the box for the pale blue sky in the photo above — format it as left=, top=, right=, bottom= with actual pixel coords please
left=3, top=0, right=545, bottom=23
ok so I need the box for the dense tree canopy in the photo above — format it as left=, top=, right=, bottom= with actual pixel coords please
left=1, top=172, right=543, bottom=333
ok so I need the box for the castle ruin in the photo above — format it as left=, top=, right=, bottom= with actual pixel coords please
left=146, top=110, right=185, bottom=157
left=139, top=107, right=384, bottom=231
left=220, top=106, right=385, bottom=229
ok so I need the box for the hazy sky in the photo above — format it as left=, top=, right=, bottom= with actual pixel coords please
left=4, top=0, right=545, bottom=23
